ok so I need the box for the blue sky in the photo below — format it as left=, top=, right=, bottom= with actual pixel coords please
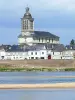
left=0, top=0, right=75, bottom=45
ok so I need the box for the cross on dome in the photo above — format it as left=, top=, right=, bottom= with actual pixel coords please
left=26, top=7, right=29, bottom=13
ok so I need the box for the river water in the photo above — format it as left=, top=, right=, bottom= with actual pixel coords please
left=0, top=72, right=75, bottom=100
left=0, top=72, right=75, bottom=84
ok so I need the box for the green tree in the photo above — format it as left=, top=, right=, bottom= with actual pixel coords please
left=70, top=39, right=75, bottom=45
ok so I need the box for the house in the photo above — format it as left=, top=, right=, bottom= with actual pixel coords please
left=62, top=45, right=75, bottom=59
left=51, top=44, right=65, bottom=59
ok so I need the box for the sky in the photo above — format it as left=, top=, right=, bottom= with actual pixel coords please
left=0, top=0, right=75, bottom=45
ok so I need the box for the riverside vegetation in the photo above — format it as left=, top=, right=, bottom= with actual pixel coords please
left=0, top=60, right=75, bottom=72
left=0, top=65, right=75, bottom=72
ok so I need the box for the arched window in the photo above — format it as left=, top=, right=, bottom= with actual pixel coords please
left=26, top=20, right=28, bottom=29
left=25, top=25, right=26, bottom=29
left=25, top=20, right=26, bottom=25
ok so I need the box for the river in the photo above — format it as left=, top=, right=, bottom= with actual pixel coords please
left=0, top=72, right=75, bottom=84
left=0, top=72, right=75, bottom=100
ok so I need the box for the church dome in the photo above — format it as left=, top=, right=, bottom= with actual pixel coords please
left=23, top=7, right=32, bottom=19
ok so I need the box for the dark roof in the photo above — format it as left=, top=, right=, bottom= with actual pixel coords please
left=23, top=7, right=34, bottom=21
left=18, top=31, right=59, bottom=39
left=52, top=44, right=65, bottom=52
left=5, top=45, right=25, bottom=52
left=0, top=44, right=65, bottom=52
left=23, top=45, right=46, bottom=51
left=65, top=45, right=75, bottom=50
left=0, top=45, right=11, bottom=50
left=34, top=31, right=59, bottom=38
left=23, top=44, right=64, bottom=51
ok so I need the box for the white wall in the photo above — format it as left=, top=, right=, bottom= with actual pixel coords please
left=18, top=38, right=25, bottom=44
left=62, top=50, right=74, bottom=59
left=0, top=49, right=75, bottom=60
left=0, top=50, right=6, bottom=60
left=51, top=52, right=62, bottom=59
left=27, top=50, right=48, bottom=59
left=5, top=52, right=27, bottom=60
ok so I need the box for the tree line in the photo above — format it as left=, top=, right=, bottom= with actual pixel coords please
left=70, top=39, right=75, bottom=45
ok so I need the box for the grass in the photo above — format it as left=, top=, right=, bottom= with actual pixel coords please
left=0, top=64, right=75, bottom=72
left=64, top=68, right=75, bottom=71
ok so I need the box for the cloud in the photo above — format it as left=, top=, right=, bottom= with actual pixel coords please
left=0, top=0, right=75, bottom=45
left=0, top=0, right=75, bottom=19
left=0, top=0, right=75, bottom=12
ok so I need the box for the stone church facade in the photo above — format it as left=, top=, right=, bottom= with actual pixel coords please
left=18, top=7, right=59, bottom=46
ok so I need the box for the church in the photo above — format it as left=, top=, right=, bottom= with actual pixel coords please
left=18, top=7, right=60, bottom=46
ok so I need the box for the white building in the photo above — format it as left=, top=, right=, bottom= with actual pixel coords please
left=62, top=45, right=75, bottom=59
left=0, top=48, right=6, bottom=60
left=18, top=7, right=59, bottom=46
left=0, top=44, right=75, bottom=60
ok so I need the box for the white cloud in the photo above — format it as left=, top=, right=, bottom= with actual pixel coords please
left=0, top=0, right=75, bottom=45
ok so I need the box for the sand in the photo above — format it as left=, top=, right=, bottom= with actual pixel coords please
left=0, top=83, right=75, bottom=89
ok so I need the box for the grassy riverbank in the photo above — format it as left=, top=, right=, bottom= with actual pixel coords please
left=0, top=66, right=75, bottom=72
left=0, top=60, right=75, bottom=72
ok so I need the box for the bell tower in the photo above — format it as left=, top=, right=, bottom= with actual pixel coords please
left=21, top=7, right=34, bottom=35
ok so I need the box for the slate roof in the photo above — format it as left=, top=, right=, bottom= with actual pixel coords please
left=34, top=31, right=59, bottom=38
left=0, top=43, right=65, bottom=52
left=23, top=44, right=46, bottom=51
left=5, top=45, right=24, bottom=52
left=65, top=45, right=75, bottom=50
left=18, top=31, right=59, bottom=39
left=52, top=44, right=65, bottom=52
left=23, top=44, right=65, bottom=52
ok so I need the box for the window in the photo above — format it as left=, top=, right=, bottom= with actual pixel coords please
left=42, top=52, right=44, bottom=54
left=35, top=57, right=38, bottom=59
left=27, top=20, right=28, bottom=25
left=27, top=25, right=28, bottom=29
left=30, top=22, right=33, bottom=29
left=29, top=57, right=30, bottom=59
left=25, top=25, right=26, bottom=29
left=31, top=52, right=33, bottom=55
left=25, top=20, right=26, bottom=24
left=49, top=38, right=50, bottom=42
left=31, top=57, right=34, bottom=59
left=41, top=57, right=44, bottom=59
left=35, top=52, right=37, bottom=55
left=39, top=38, right=40, bottom=42
left=52, top=39, right=53, bottom=43
left=53, top=52, right=54, bottom=55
